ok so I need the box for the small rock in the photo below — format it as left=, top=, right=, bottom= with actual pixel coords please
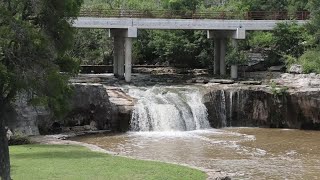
left=84, top=125, right=92, bottom=131
left=309, top=73, right=317, bottom=78
left=269, top=65, right=285, bottom=72
left=196, top=79, right=205, bottom=83
left=289, top=64, right=303, bottom=74
left=90, top=121, right=98, bottom=130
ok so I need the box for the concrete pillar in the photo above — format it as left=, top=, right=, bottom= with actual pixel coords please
left=113, top=36, right=120, bottom=76
left=110, top=28, right=137, bottom=82
left=125, top=37, right=133, bottom=82
left=117, top=37, right=125, bottom=79
left=231, top=39, right=238, bottom=79
left=214, top=38, right=221, bottom=75
left=220, top=38, right=227, bottom=76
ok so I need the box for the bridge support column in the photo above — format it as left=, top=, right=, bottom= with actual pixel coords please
left=220, top=38, right=226, bottom=76
left=117, top=38, right=125, bottom=79
left=125, top=37, right=132, bottom=83
left=110, top=28, right=137, bottom=83
left=113, top=36, right=120, bottom=77
left=214, top=38, right=220, bottom=75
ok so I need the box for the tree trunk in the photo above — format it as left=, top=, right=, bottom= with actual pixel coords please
left=0, top=113, right=11, bottom=180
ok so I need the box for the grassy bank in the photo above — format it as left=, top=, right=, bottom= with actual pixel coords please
left=10, top=145, right=206, bottom=180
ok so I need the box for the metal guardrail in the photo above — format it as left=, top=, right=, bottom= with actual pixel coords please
left=79, top=8, right=310, bottom=20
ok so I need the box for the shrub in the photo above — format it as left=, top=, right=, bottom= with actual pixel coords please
left=298, top=50, right=320, bottom=74
left=249, top=31, right=273, bottom=50
left=9, top=134, right=32, bottom=146
left=226, top=48, right=248, bottom=65
left=270, top=81, right=289, bottom=96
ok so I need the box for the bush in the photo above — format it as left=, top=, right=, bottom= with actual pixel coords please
left=249, top=31, right=273, bottom=50
left=9, top=135, right=32, bottom=146
left=226, top=48, right=248, bottom=65
left=298, top=50, right=320, bottom=74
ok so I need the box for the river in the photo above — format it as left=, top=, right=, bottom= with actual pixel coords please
left=72, top=86, right=320, bottom=179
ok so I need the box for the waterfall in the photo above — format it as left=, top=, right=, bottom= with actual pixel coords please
left=229, top=91, right=234, bottom=127
left=220, top=90, right=227, bottom=127
left=129, top=86, right=210, bottom=132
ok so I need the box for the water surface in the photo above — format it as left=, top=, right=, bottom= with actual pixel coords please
left=72, top=128, right=320, bottom=179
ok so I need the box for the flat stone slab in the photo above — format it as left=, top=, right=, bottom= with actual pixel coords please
left=268, top=65, right=285, bottom=72
left=210, top=79, right=235, bottom=84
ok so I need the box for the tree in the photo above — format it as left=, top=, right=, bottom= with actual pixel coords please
left=267, top=22, right=307, bottom=65
left=306, top=0, right=320, bottom=46
left=0, top=0, right=82, bottom=179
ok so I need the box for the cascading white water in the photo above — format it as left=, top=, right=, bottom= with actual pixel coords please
left=229, top=91, right=234, bottom=127
left=220, top=90, right=227, bottom=127
left=128, top=86, right=210, bottom=131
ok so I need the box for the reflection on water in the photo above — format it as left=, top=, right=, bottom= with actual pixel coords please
left=72, top=128, right=320, bottom=179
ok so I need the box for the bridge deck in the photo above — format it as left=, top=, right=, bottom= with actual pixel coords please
left=73, top=17, right=307, bottom=31
left=74, top=9, right=309, bottom=31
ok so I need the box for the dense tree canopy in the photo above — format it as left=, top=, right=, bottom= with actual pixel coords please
left=0, top=0, right=82, bottom=179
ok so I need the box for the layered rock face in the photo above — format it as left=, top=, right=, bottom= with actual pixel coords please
left=6, top=94, right=49, bottom=136
left=204, top=84, right=320, bottom=130
left=58, top=83, right=112, bottom=133
left=61, top=83, right=133, bottom=133
left=7, top=83, right=134, bottom=135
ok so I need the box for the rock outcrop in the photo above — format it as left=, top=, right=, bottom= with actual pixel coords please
left=62, top=83, right=112, bottom=132
left=5, top=93, right=49, bottom=136
left=204, top=83, right=320, bottom=130
left=106, top=86, right=134, bottom=132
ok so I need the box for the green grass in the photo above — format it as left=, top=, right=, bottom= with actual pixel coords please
left=10, top=145, right=206, bottom=180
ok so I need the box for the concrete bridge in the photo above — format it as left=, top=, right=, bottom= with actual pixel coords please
left=73, top=9, right=309, bottom=82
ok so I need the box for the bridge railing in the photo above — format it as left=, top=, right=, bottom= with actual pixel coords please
left=79, top=8, right=310, bottom=20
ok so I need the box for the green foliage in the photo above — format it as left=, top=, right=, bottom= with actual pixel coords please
left=45, top=71, right=75, bottom=118
left=249, top=32, right=273, bottom=50
left=0, top=0, right=83, bottom=118
left=56, top=56, right=81, bottom=75
left=263, top=22, right=308, bottom=66
left=146, top=30, right=213, bottom=67
left=273, top=22, right=307, bottom=58
left=298, top=49, right=320, bottom=74
left=270, top=81, right=289, bottom=96
left=226, top=48, right=248, bottom=65
left=8, top=135, right=31, bottom=146
left=70, top=29, right=112, bottom=65
left=306, top=0, right=320, bottom=46
left=283, top=54, right=298, bottom=68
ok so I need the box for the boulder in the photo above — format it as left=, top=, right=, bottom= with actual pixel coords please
left=289, top=64, right=303, bottom=74
left=6, top=128, right=13, bottom=141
